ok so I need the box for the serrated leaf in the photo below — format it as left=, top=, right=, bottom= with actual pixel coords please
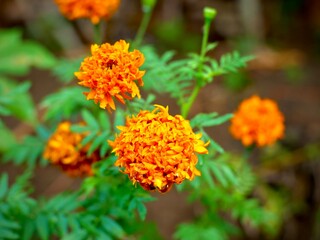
left=52, top=57, right=83, bottom=83
left=0, top=174, right=8, bottom=199
left=220, top=164, right=238, bottom=185
left=61, top=230, right=86, bottom=240
left=0, top=29, right=56, bottom=76
left=70, top=125, right=91, bottom=133
left=96, top=232, right=112, bottom=240
left=41, top=86, right=93, bottom=121
left=22, top=220, right=35, bottom=240
left=209, top=162, right=228, bottom=187
left=136, top=201, right=147, bottom=221
left=87, top=132, right=109, bottom=156
left=201, top=166, right=215, bottom=189
left=0, top=217, right=20, bottom=229
left=56, top=215, right=68, bottom=236
left=208, top=138, right=224, bottom=154
left=114, top=108, right=125, bottom=130
left=81, top=131, right=98, bottom=146
left=0, top=228, right=19, bottom=239
left=205, top=42, right=218, bottom=53
left=36, top=214, right=49, bottom=240
left=0, top=78, right=36, bottom=124
left=100, top=141, right=110, bottom=157
left=82, top=109, right=99, bottom=130
left=98, top=111, right=111, bottom=131
left=101, top=217, right=125, bottom=238
left=190, top=112, right=218, bottom=128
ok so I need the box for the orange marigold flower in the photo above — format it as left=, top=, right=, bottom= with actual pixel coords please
left=43, top=121, right=100, bottom=177
left=108, top=105, right=209, bottom=193
left=230, top=95, right=285, bottom=147
left=75, top=40, right=145, bottom=111
left=54, top=0, right=120, bottom=24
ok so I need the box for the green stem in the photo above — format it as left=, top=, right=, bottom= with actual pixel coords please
left=93, top=22, right=102, bottom=44
left=200, top=20, right=211, bottom=62
left=133, top=6, right=153, bottom=48
left=181, top=18, right=212, bottom=118
left=243, top=145, right=255, bottom=160
left=181, top=85, right=200, bottom=118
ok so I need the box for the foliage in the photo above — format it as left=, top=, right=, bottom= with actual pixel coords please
left=1, top=2, right=315, bottom=240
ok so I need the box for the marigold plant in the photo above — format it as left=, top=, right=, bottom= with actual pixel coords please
left=75, top=40, right=145, bottom=111
left=43, top=121, right=100, bottom=176
left=108, top=105, right=209, bottom=193
left=54, top=0, right=121, bottom=24
left=230, top=95, right=285, bottom=147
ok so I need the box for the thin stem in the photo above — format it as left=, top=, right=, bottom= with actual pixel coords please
left=133, top=7, right=153, bottom=48
left=200, top=20, right=211, bottom=61
left=180, top=19, right=212, bottom=119
left=181, top=85, right=201, bottom=118
left=93, top=22, right=102, bottom=44
left=243, top=145, right=255, bottom=160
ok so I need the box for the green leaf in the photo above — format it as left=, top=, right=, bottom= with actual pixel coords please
left=100, top=141, right=110, bottom=157
left=96, top=232, right=112, bottom=240
left=201, top=165, right=215, bottom=189
left=0, top=78, right=37, bottom=124
left=56, top=215, right=68, bottom=236
left=41, top=86, right=93, bottom=122
left=136, top=201, right=147, bottom=221
left=22, top=220, right=35, bottom=240
left=4, top=136, right=44, bottom=166
left=98, top=111, right=111, bottom=131
left=81, top=132, right=98, bottom=146
left=0, top=174, right=8, bottom=199
left=61, top=231, right=87, bottom=240
left=209, top=162, right=228, bottom=187
left=101, top=216, right=125, bottom=238
left=190, top=113, right=232, bottom=128
left=0, top=217, right=20, bottom=230
left=205, top=42, right=218, bottom=54
left=52, top=57, right=83, bottom=83
left=207, top=137, right=224, bottom=154
left=82, top=109, right=99, bottom=130
left=36, top=214, right=49, bottom=240
left=114, top=108, right=125, bottom=130
left=87, top=132, right=109, bottom=156
left=0, top=228, right=19, bottom=239
left=0, top=29, right=56, bottom=76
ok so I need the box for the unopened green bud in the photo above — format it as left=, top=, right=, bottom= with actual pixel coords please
left=203, top=7, right=217, bottom=21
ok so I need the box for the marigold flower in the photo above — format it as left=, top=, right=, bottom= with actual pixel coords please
left=43, top=122, right=100, bottom=177
left=108, top=105, right=209, bottom=193
left=54, top=0, right=120, bottom=24
left=230, top=95, right=285, bottom=147
left=75, top=40, right=145, bottom=111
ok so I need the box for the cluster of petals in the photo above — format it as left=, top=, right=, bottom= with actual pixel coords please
left=75, top=40, right=145, bottom=111
left=43, top=122, right=100, bottom=177
left=108, top=105, right=209, bottom=193
left=230, top=95, right=285, bottom=147
left=54, top=0, right=120, bottom=24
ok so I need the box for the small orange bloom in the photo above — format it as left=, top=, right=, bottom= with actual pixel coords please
left=108, top=105, right=209, bottom=193
left=55, top=0, right=120, bottom=24
left=75, top=40, right=145, bottom=111
left=230, top=95, right=285, bottom=147
left=43, top=122, right=100, bottom=177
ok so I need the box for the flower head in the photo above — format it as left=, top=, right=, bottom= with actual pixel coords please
left=75, top=40, right=145, bottom=111
left=43, top=122, right=100, bottom=177
left=230, top=95, right=285, bottom=147
left=108, top=105, right=209, bottom=193
left=55, top=0, right=120, bottom=24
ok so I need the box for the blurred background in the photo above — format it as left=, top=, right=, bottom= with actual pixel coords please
left=1, top=0, right=320, bottom=239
